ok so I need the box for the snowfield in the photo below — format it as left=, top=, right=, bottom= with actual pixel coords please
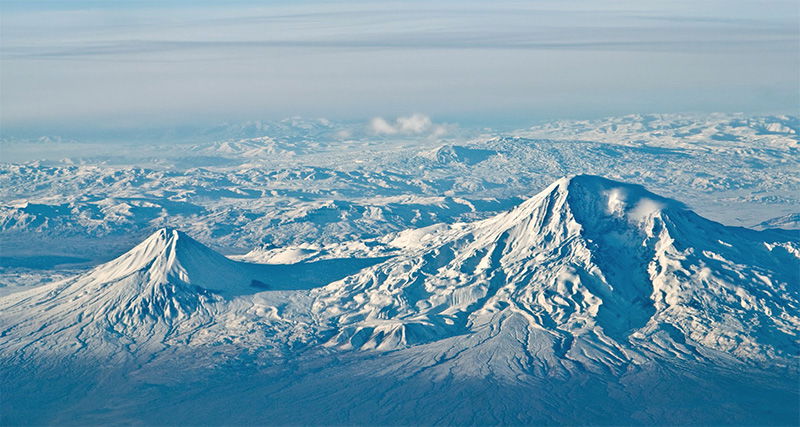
left=0, top=114, right=798, bottom=425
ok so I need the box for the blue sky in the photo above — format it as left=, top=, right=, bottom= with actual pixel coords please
left=1, top=0, right=798, bottom=136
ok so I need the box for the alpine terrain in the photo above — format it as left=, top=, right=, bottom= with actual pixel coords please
left=1, top=175, right=797, bottom=425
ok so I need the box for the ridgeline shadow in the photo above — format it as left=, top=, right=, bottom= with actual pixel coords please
left=242, top=257, right=391, bottom=293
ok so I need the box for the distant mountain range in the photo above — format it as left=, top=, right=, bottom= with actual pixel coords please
left=2, top=114, right=798, bottom=264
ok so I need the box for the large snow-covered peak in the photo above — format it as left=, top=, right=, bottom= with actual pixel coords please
left=314, top=176, right=799, bottom=375
left=444, top=174, right=686, bottom=270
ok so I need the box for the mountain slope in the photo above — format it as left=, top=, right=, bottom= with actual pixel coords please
left=312, top=175, right=799, bottom=376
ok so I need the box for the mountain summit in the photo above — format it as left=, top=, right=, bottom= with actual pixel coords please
left=90, top=227, right=256, bottom=295
left=313, top=175, right=799, bottom=375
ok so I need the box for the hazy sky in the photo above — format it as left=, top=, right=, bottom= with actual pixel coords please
left=1, top=0, right=798, bottom=135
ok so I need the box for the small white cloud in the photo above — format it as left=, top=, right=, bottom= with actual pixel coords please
left=605, top=188, right=665, bottom=221
left=629, top=198, right=665, bottom=221
left=368, top=113, right=448, bottom=137
left=605, top=188, right=627, bottom=216
left=395, top=114, right=432, bottom=133
left=369, top=117, right=399, bottom=135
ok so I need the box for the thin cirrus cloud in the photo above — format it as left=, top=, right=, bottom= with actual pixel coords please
left=4, top=35, right=795, bottom=60
left=0, top=1, right=797, bottom=135
left=2, top=8, right=795, bottom=60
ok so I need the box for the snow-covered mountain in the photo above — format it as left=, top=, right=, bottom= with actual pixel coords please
left=192, top=136, right=299, bottom=159
left=2, top=112, right=799, bottom=425
left=313, top=175, right=799, bottom=375
left=3, top=176, right=796, bottom=371
left=418, top=144, right=496, bottom=165
left=0, top=229, right=279, bottom=357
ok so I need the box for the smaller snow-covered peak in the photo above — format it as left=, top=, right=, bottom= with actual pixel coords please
left=86, top=227, right=249, bottom=296
left=0, top=228, right=271, bottom=355
left=98, top=228, right=206, bottom=277
left=139, top=227, right=204, bottom=253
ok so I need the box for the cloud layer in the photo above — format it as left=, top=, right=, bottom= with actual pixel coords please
left=1, top=1, right=797, bottom=134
